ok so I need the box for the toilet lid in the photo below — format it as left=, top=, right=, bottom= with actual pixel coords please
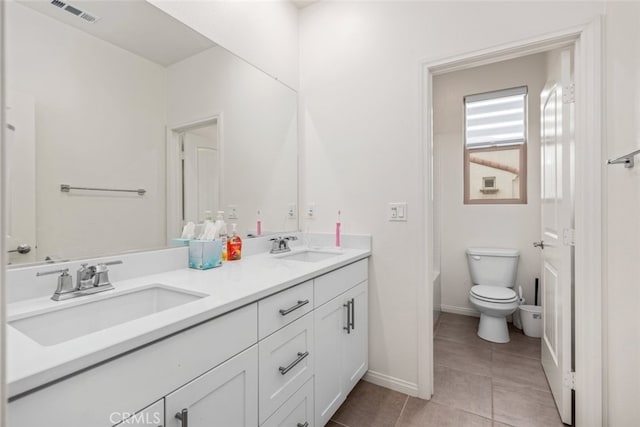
left=470, top=285, right=517, bottom=303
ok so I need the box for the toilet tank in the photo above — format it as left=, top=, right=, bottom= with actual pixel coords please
left=466, top=247, right=520, bottom=287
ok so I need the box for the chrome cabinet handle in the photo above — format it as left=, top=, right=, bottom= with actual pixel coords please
left=349, top=298, right=355, bottom=330
left=279, top=299, right=310, bottom=316
left=279, top=351, right=309, bottom=375
left=343, top=301, right=351, bottom=334
left=297, top=423, right=309, bottom=427
left=343, top=298, right=355, bottom=333
left=175, top=408, right=188, bottom=427
left=533, top=240, right=545, bottom=250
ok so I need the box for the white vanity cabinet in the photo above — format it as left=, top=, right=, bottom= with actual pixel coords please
left=165, top=345, right=258, bottom=427
left=314, top=262, right=369, bottom=427
left=8, top=256, right=369, bottom=427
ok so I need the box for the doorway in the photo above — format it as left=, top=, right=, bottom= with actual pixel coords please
left=166, top=116, right=222, bottom=241
left=431, top=48, right=572, bottom=424
left=419, top=20, right=604, bottom=426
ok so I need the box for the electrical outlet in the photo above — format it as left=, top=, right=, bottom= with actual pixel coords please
left=228, top=205, right=238, bottom=220
left=389, top=202, right=408, bottom=221
left=306, top=203, right=315, bottom=219
left=287, top=203, right=297, bottom=220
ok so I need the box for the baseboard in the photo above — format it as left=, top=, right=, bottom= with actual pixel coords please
left=363, top=370, right=419, bottom=397
left=440, top=304, right=480, bottom=318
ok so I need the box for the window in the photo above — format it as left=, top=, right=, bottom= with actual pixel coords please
left=464, top=86, right=527, bottom=204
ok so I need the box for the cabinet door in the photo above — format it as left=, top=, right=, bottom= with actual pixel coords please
left=314, top=295, right=348, bottom=427
left=112, top=399, right=164, bottom=427
left=342, top=281, right=368, bottom=393
left=165, top=345, right=258, bottom=427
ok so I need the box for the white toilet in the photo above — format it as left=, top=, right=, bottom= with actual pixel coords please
left=467, top=247, right=520, bottom=343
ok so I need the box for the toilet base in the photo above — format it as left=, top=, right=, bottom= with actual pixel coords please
left=477, top=313, right=510, bottom=343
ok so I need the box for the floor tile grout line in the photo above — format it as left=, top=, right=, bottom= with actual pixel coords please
left=329, top=420, right=350, bottom=427
left=393, top=395, right=410, bottom=427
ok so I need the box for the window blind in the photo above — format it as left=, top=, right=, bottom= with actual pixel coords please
left=465, top=86, right=527, bottom=148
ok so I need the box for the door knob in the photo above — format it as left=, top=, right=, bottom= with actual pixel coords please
left=8, top=244, right=31, bottom=254
left=533, top=241, right=545, bottom=250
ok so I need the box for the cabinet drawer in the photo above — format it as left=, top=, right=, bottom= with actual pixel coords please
left=314, top=259, right=368, bottom=307
left=259, top=312, right=314, bottom=424
left=262, top=377, right=314, bottom=427
left=259, top=280, right=313, bottom=339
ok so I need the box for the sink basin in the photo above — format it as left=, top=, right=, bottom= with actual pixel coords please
left=9, top=285, right=205, bottom=346
left=277, top=249, right=341, bottom=263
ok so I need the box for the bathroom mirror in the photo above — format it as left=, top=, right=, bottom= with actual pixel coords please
left=5, top=0, right=298, bottom=266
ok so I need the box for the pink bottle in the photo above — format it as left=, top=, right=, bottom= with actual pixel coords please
left=336, top=210, right=341, bottom=248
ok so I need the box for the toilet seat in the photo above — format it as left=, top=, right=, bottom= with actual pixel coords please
left=470, top=285, right=517, bottom=303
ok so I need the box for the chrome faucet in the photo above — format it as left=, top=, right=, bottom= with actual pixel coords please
left=38, top=260, right=123, bottom=301
left=270, top=236, right=298, bottom=254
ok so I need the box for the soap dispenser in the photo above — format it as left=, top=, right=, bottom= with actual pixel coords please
left=214, top=211, right=228, bottom=261
left=227, top=224, right=242, bottom=261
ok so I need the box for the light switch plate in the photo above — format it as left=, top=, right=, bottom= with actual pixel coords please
left=389, top=202, right=408, bottom=221
left=287, top=203, right=297, bottom=220
left=228, top=205, right=238, bottom=220
left=306, top=203, right=315, bottom=219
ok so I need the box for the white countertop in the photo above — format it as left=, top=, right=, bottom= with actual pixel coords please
left=7, top=245, right=370, bottom=398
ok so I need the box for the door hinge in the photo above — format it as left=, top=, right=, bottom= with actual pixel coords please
left=564, top=371, right=576, bottom=390
left=563, top=83, right=575, bottom=104
left=563, top=228, right=576, bottom=246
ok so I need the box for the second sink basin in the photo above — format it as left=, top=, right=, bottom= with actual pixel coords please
left=9, top=284, right=206, bottom=346
left=277, top=249, right=341, bottom=263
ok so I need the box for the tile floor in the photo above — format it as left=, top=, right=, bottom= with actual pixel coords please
left=328, top=312, right=564, bottom=427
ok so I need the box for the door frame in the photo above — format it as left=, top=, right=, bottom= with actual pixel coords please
left=419, top=18, right=604, bottom=425
left=166, top=114, right=224, bottom=243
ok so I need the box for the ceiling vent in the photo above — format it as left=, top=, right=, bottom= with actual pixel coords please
left=49, top=0, right=101, bottom=24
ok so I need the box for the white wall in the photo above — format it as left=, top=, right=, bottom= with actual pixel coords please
left=434, top=53, right=546, bottom=315
left=604, top=1, right=640, bottom=423
left=299, top=1, right=604, bottom=393
left=166, top=47, right=298, bottom=236
left=147, top=0, right=299, bottom=90
left=6, top=2, right=167, bottom=261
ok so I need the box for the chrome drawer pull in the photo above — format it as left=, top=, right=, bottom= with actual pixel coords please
left=279, top=299, right=310, bottom=316
left=175, top=408, right=188, bottom=427
left=279, top=351, right=309, bottom=375
left=297, top=423, right=309, bottom=427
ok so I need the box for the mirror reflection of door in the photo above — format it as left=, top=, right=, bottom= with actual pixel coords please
left=180, top=122, right=220, bottom=225
left=6, top=95, right=37, bottom=264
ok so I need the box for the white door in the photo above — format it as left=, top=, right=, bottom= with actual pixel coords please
left=539, top=48, right=574, bottom=424
left=165, top=345, right=258, bottom=427
left=6, top=93, right=37, bottom=264
left=182, top=124, right=219, bottom=223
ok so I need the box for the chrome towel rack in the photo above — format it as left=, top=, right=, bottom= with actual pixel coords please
left=607, top=148, right=640, bottom=169
left=60, top=184, right=146, bottom=196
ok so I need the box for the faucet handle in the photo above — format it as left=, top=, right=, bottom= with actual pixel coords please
left=37, top=268, right=75, bottom=300
left=284, top=236, right=298, bottom=241
left=36, top=267, right=70, bottom=277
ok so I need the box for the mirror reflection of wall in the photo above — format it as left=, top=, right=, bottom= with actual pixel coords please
left=6, top=0, right=298, bottom=266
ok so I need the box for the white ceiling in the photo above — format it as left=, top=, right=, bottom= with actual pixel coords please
left=17, top=0, right=216, bottom=66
